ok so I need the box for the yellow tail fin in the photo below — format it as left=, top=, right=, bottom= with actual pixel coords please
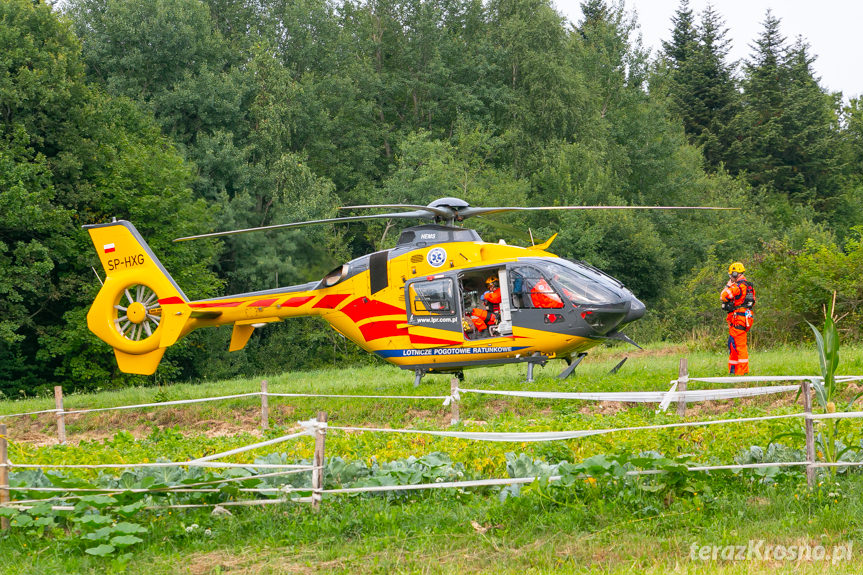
left=84, top=220, right=192, bottom=375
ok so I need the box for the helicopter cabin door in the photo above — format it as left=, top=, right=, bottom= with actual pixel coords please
left=404, top=276, right=463, bottom=347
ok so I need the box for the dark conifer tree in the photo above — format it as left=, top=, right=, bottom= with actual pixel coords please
left=661, top=0, right=697, bottom=66
left=662, top=2, right=739, bottom=171
left=735, top=12, right=841, bottom=209
left=693, top=4, right=740, bottom=170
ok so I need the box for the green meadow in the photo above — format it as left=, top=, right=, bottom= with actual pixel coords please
left=2, top=344, right=862, bottom=573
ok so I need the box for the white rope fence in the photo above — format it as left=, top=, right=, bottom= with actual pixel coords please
left=0, top=408, right=62, bottom=419
left=455, top=384, right=801, bottom=404
left=2, top=403, right=863, bottom=515
left=0, top=388, right=448, bottom=422
left=62, top=393, right=262, bottom=415
left=0, top=373, right=837, bottom=423
left=3, top=367, right=863, bottom=521
left=266, top=392, right=449, bottom=400
left=190, top=429, right=313, bottom=463
left=329, top=412, right=806, bottom=442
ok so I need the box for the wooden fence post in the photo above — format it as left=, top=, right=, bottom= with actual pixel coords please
left=677, top=358, right=688, bottom=417
left=1, top=423, right=9, bottom=531
left=450, top=377, right=460, bottom=426
left=802, top=379, right=816, bottom=488
left=311, top=411, right=327, bottom=511
left=260, top=380, right=269, bottom=431
left=54, top=386, right=66, bottom=445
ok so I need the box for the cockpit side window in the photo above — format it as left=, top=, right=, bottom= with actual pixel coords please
left=509, top=266, right=564, bottom=309
left=408, top=278, right=456, bottom=315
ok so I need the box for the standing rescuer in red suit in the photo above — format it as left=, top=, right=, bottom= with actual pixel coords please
left=720, top=262, right=755, bottom=375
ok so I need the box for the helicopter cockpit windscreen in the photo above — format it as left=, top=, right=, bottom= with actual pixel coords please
left=532, top=259, right=626, bottom=306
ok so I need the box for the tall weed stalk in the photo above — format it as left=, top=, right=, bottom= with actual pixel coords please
left=806, top=293, right=852, bottom=477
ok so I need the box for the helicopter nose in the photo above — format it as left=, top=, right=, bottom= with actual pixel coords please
left=576, top=293, right=644, bottom=336
left=622, top=295, right=645, bottom=324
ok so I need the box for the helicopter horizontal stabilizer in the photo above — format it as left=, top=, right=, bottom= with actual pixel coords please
left=229, top=318, right=281, bottom=352
left=230, top=324, right=255, bottom=352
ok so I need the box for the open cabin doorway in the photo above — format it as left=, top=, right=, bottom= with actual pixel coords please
left=458, top=268, right=512, bottom=340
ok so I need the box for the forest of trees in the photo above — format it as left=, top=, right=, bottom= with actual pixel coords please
left=2, top=0, right=863, bottom=395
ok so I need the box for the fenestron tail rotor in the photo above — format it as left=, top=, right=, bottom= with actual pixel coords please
left=113, top=284, right=162, bottom=342
left=173, top=197, right=737, bottom=242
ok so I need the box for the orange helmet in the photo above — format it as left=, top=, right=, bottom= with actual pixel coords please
left=485, top=276, right=498, bottom=286
left=728, top=262, right=745, bottom=275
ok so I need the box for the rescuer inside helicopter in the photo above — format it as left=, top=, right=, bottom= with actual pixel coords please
left=482, top=276, right=502, bottom=319
left=464, top=307, right=497, bottom=338
left=530, top=277, right=564, bottom=309
left=720, top=262, right=755, bottom=375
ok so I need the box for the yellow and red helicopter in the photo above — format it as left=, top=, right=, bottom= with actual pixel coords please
left=84, top=198, right=727, bottom=383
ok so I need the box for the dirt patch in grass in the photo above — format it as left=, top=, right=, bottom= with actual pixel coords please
left=684, top=390, right=800, bottom=418
left=580, top=401, right=628, bottom=416
left=481, top=399, right=513, bottom=417
left=591, top=344, right=689, bottom=362
left=4, top=407, right=267, bottom=446
left=184, top=549, right=312, bottom=575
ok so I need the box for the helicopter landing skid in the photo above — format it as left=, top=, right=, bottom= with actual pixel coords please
left=609, top=357, right=628, bottom=374
left=557, top=352, right=588, bottom=380
left=525, top=354, right=548, bottom=383
left=414, top=368, right=464, bottom=387
left=414, top=369, right=427, bottom=387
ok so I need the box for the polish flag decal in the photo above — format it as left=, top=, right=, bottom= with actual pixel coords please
left=103, top=243, right=116, bottom=254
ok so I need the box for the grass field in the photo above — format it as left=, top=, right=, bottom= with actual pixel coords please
left=1, top=343, right=863, bottom=573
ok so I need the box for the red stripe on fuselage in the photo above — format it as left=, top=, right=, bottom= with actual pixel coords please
left=282, top=296, right=315, bottom=307
left=359, top=320, right=409, bottom=341
left=408, top=334, right=462, bottom=346
left=189, top=301, right=243, bottom=308
left=340, top=297, right=405, bottom=322
left=158, top=297, right=184, bottom=305
left=313, top=294, right=350, bottom=309
left=248, top=298, right=277, bottom=307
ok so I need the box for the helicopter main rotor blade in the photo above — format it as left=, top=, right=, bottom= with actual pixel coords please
left=339, top=203, right=454, bottom=218
left=458, top=205, right=738, bottom=218
left=173, top=210, right=433, bottom=242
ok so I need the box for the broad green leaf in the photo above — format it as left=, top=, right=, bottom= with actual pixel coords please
left=112, top=522, right=148, bottom=535
left=85, top=544, right=116, bottom=557
left=27, top=503, right=53, bottom=516
left=11, top=514, right=34, bottom=527
left=807, top=321, right=827, bottom=379
left=110, top=535, right=144, bottom=547
left=79, top=495, right=118, bottom=509
left=84, top=527, right=114, bottom=541
left=33, top=516, right=56, bottom=527
left=115, top=501, right=147, bottom=518
left=73, top=514, right=113, bottom=526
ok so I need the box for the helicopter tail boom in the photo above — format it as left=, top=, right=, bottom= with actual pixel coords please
left=84, top=220, right=192, bottom=375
